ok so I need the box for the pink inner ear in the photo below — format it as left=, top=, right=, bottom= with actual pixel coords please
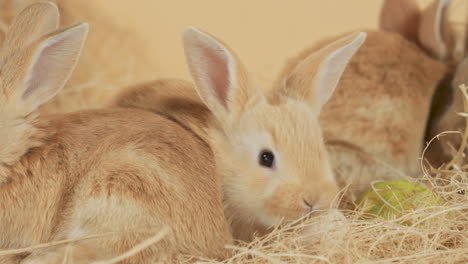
left=200, top=45, right=230, bottom=108
left=23, top=40, right=63, bottom=99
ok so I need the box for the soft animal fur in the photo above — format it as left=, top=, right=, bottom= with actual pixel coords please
left=115, top=0, right=458, bottom=217
left=0, top=2, right=232, bottom=263
left=117, top=26, right=366, bottom=242
left=0, top=0, right=156, bottom=114
left=405, top=0, right=468, bottom=167
left=276, top=0, right=454, bottom=193
left=426, top=9, right=468, bottom=168
left=277, top=0, right=468, bottom=193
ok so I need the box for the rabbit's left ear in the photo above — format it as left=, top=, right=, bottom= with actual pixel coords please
left=183, top=27, right=262, bottom=121
left=1, top=1, right=59, bottom=57
left=273, top=32, right=366, bottom=113
left=2, top=23, right=89, bottom=113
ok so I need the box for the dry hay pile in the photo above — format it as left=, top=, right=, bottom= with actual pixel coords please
left=0, top=149, right=465, bottom=263
left=0, top=0, right=157, bottom=114
left=214, top=174, right=467, bottom=264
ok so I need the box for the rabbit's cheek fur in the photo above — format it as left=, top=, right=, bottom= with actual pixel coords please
left=264, top=184, right=312, bottom=221
left=216, top=102, right=339, bottom=225
left=263, top=170, right=338, bottom=219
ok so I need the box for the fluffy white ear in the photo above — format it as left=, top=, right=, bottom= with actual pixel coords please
left=277, top=32, right=366, bottom=112
left=17, top=23, right=89, bottom=112
left=1, top=1, right=59, bottom=57
left=183, top=26, right=261, bottom=119
left=418, top=0, right=452, bottom=60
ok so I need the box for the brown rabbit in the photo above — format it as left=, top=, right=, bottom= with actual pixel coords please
left=278, top=0, right=455, bottom=194
left=424, top=1, right=468, bottom=168
left=400, top=0, right=468, bottom=168
left=116, top=0, right=459, bottom=212
left=0, top=2, right=232, bottom=263
left=0, top=2, right=367, bottom=263
left=276, top=0, right=468, bottom=198
left=0, top=0, right=156, bottom=114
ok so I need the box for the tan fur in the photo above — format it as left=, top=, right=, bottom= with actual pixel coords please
left=277, top=30, right=447, bottom=179
left=115, top=27, right=366, bottom=242
left=0, top=0, right=156, bottom=114
left=3, top=109, right=232, bottom=263
left=0, top=3, right=232, bottom=263
left=273, top=0, right=462, bottom=192
left=379, top=0, right=421, bottom=41
left=116, top=79, right=213, bottom=142
left=117, top=81, right=342, bottom=243
left=416, top=0, right=468, bottom=167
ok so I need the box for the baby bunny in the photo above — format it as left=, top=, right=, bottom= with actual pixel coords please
left=0, top=2, right=232, bottom=263
left=0, top=0, right=156, bottom=114
left=117, top=27, right=366, bottom=242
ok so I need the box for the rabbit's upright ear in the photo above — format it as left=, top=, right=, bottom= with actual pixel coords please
left=183, top=27, right=262, bottom=121
left=2, top=23, right=89, bottom=113
left=418, top=0, right=452, bottom=60
left=274, top=32, right=366, bottom=113
left=379, top=0, right=421, bottom=41
left=380, top=0, right=452, bottom=60
left=1, top=1, right=59, bottom=58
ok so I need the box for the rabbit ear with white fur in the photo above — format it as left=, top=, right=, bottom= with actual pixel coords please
left=274, top=31, right=366, bottom=113
left=2, top=23, right=89, bottom=113
left=418, top=0, right=452, bottom=60
left=0, top=1, right=59, bottom=59
left=380, top=0, right=452, bottom=60
left=182, top=27, right=262, bottom=121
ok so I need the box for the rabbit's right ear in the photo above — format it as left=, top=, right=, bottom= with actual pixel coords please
left=379, top=0, right=421, bottom=41
left=418, top=0, right=452, bottom=60
left=380, top=0, right=452, bottom=60
left=273, top=32, right=366, bottom=113
left=2, top=23, right=89, bottom=113
left=183, top=27, right=262, bottom=121
left=1, top=1, right=59, bottom=57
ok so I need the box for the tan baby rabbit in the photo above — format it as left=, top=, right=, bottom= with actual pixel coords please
left=118, top=26, right=366, bottom=242
left=0, top=2, right=232, bottom=263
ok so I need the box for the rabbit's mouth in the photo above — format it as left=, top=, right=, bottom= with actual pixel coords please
left=261, top=201, right=319, bottom=225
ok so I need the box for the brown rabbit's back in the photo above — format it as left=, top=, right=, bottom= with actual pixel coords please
left=320, top=31, right=447, bottom=176
left=0, top=108, right=231, bottom=261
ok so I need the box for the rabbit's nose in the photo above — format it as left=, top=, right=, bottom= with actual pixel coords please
left=303, top=199, right=314, bottom=211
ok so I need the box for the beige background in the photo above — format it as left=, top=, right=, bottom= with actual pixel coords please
left=92, top=0, right=384, bottom=82
left=88, top=0, right=466, bottom=84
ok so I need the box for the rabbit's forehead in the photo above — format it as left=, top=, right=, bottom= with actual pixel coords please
left=238, top=101, right=324, bottom=150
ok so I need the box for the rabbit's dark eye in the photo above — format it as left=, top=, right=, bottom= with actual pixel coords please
left=259, top=150, right=275, bottom=168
